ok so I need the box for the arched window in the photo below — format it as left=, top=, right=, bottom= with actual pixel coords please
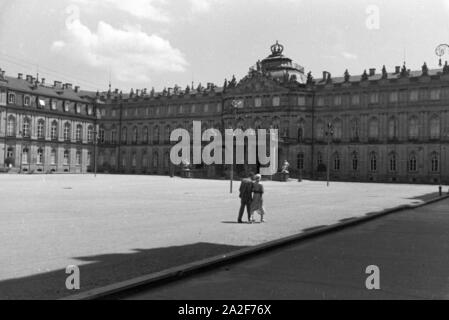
left=389, top=153, right=397, bottom=172
left=63, top=123, right=71, bottom=141
left=51, top=121, right=58, bottom=140
left=409, top=153, right=418, bottom=172
left=37, top=120, right=45, bottom=139
left=121, top=152, right=126, bottom=168
left=99, top=127, right=105, bottom=144
left=153, top=126, right=160, bottom=144
left=164, top=151, right=170, bottom=169
left=297, top=121, right=305, bottom=141
left=317, top=152, right=323, bottom=166
left=142, top=152, right=148, bottom=169
left=111, top=127, right=117, bottom=144
left=351, top=118, right=360, bottom=141
left=143, top=127, right=149, bottom=144
left=76, top=125, right=83, bottom=142
left=165, top=126, right=171, bottom=143
left=352, top=152, right=358, bottom=171
left=122, top=127, right=128, bottom=144
left=133, top=127, right=138, bottom=144
left=297, top=153, right=304, bottom=170
left=316, top=121, right=324, bottom=140
left=333, top=153, right=341, bottom=171
left=63, top=149, right=70, bottom=166
left=408, top=117, right=419, bottom=140
left=430, top=116, right=441, bottom=140
left=22, top=147, right=29, bottom=164
left=50, top=149, right=57, bottom=165
left=431, top=152, right=439, bottom=172
left=7, top=116, right=16, bottom=137
left=37, top=148, right=44, bottom=165
left=153, top=152, right=159, bottom=168
left=333, top=119, right=342, bottom=140
left=76, top=150, right=82, bottom=166
left=132, top=152, right=137, bottom=168
left=370, top=152, right=377, bottom=172
left=369, top=118, right=379, bottom=140
left=87, top=126, right=93, bottom=143
left=388, top=117, right=398, bottom=140
left=22, top=118, right=31, bottom=138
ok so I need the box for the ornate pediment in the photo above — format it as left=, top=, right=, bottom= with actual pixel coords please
left=227, top=72, right=290, bottom=95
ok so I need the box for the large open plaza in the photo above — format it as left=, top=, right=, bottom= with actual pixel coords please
left=0, top=174, right=443, bottom=299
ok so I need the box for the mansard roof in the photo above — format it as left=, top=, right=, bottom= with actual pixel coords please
left=3, top=74, right=91, bottom=103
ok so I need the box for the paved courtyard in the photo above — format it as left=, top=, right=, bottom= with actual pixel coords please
left=0, top=174, right=444, bottom=299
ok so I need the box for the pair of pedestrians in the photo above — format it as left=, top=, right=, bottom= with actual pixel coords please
left=238, top=173, right=266, bottom=224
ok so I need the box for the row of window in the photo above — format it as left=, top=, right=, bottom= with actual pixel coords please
left=296, top=152, right=440, bottom=173
left=315, top=116, right=443, bottom=141
left=5, top=117, right=95, bottom=142
left=98, top=151, right=171, bottom=169
left=6, top=147, right=90, bottom=166
left=100, top=103, right=223, bottom=119
left=316, top=88, right=445, bottom=107
left=0, top=90, right=94, bottom=115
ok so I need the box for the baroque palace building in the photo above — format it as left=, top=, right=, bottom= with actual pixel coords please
left=2, top=41, right=449, bottom=183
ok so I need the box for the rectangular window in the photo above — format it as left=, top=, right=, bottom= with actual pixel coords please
left=255, top=97, right=262, bottom=108
left=333, top=95, right=341, bottom=106
left=8, top=93, right=16, bottom=104
left=0, top=88, right=6, bottom=106
left=272, top=96, right=281, bottom=107
left=370, top=93, right=379, bottom=104
left=389, top=91, right=398, bottom=103
left=431, top=89, right=441, bottom=100
left=410, top=90, right=419, bottom=101
left=351, top=94, right=360, bottom=106
left=316, top=97, right=324, bottom=107
left=298, top=96, right=306, bottom=106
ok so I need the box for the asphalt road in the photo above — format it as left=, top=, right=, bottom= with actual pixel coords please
left=122, top=197, right=449, bottom=300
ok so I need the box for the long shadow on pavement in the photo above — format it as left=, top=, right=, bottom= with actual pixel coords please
left=0, top=242, right=246, bottom=300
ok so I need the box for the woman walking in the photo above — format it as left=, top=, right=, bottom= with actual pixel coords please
left=250, top=174, right=266, bottom=223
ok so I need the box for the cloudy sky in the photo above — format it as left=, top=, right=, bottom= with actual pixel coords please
left=0, top=0, right=449, bottom=92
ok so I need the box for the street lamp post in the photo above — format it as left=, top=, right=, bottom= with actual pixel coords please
left=325, top=122, right=334, bottom=187
left=229, top=100, right=243, bottom=194
left=439, top=128, right=449, bottom=195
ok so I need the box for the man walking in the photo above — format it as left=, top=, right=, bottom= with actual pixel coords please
left=238, top=172, right=254, bottom=223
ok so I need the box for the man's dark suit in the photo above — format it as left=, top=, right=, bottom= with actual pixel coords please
left=238, top=178, right=253, bottom=223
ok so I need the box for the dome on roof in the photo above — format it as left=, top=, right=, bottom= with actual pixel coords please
left=251, top=41, right=306, bottom=84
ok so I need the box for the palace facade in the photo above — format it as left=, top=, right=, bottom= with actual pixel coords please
left=2, top=42, right=449, bottom=184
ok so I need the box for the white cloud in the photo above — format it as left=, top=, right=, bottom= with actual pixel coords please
left=342, top=51, right=358, bottom=60
left=71, top=0, right=170, bottom=22
left=52, top=18, right=188, bottom=83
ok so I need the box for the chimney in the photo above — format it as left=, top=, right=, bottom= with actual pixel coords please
left=114, top=88, right=119, bottom=94
left=136, top=89, right=140, bottom=96
left=54, top=81, right=62, bottom=88
left=323, top=71, right=327, bottom=81
left=65, top=83, right=72, bottom=90
left=369, top=68, right=376, bottom=76
left=41, top=78, right=45, bottom=85
left=75, top=86, right=80, bottom=93
left=18, top=73, right=23, bottom=80
left=395, top=66, right=400, bottom=74
left=26, top=75, right=33, bottom=82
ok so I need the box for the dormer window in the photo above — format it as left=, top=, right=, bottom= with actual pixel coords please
left=24, top=96, right=31, bottom=107
left=8, top=93, right=16, bottom=104
left=272, top=96, right=281, bottom=107
left=38, top=98, right=46, bottom=109
left=63, top=101, right=69, bottom=112
left=51, top=100, right=57, bottom=110
left=76, top=104, right=81, bottom=114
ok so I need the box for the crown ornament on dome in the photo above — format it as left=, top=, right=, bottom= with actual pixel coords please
left=270, top=41, right=284, bottom=56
